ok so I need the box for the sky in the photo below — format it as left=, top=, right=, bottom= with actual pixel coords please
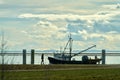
left=0, top=0, right=120, bottom=52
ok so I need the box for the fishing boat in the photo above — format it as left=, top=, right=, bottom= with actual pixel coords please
left=48, top=34, right=101, bottom=64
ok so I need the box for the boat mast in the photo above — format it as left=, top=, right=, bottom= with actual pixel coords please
left=69, top=34, right=73, bottom=61
left=62, top=33, right=73, bottom=61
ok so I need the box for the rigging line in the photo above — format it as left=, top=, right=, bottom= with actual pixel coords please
left=63, top=39, right=70, bottom=53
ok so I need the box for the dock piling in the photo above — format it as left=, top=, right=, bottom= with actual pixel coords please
left=102, top=49, right=106, bottom=64
left=23, top=49, right=26, bottom=65
left=31, top=49, right=35, bottom=64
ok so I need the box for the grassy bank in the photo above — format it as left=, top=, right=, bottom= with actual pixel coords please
left=1, top=64, right=120, bottom=70
left=1, top=64, right=120, bottom=80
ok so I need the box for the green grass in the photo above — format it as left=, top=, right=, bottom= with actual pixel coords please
left=1, top=68, right=120, bottom=80
left=1, top=65, right=120, bottom=80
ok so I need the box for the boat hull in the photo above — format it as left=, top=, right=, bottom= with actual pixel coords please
left=48, top=57, right=101, bottom=64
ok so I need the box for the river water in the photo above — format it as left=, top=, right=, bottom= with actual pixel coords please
left=0, top=53, right=120, bottom=64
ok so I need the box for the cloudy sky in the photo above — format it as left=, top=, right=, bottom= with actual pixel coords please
left=0, top=0, right=120, bottom=51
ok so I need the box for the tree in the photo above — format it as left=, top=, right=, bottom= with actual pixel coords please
left=0, top=30, right=7, bottom=80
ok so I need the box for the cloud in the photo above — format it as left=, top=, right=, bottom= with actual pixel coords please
left=19, top=13, right=82, bottom=21
left=0, top=0, right=4, bottom=4
left=19, top=10, right=119, bottom=22
left=24, top=21, right=67, bottom=40
left=19, top=11, right=120, bottom=34
left=102, top=3, right=120, bottom=10
left=1, top=0, right=120, bottom=51
left=18, top=9, right=120, bottom=50
left=24, top=21, right=68, bottom=50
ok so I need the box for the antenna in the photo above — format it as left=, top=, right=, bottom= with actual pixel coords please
left=68, top=33, right=72, bottom=39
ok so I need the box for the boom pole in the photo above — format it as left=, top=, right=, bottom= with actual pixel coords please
left=72, top=45, right=96, bottom=57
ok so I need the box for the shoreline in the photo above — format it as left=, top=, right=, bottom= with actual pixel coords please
left=1, top=64, right=120, bottom=71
